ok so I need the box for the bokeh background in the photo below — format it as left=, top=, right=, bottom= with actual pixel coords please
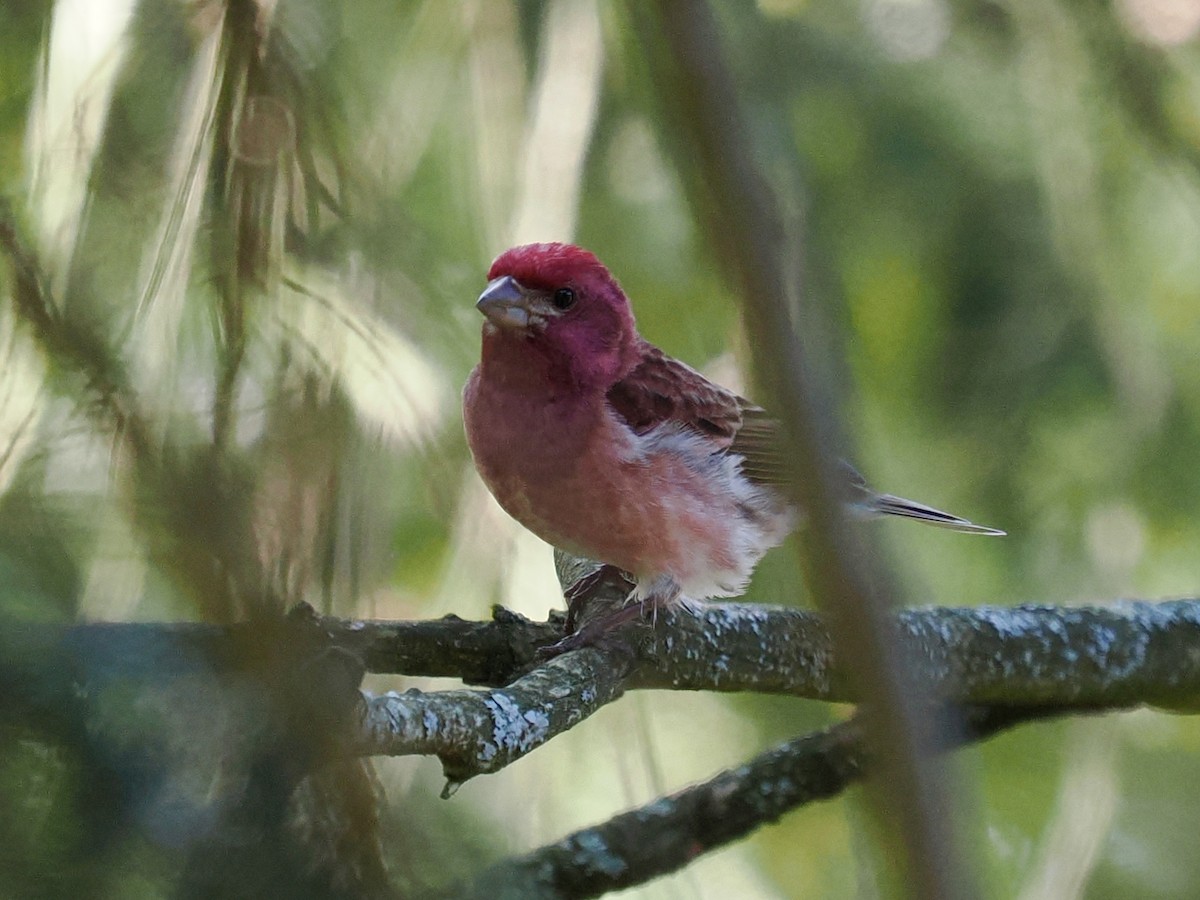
left=2, top=0, right=1200, bottom=896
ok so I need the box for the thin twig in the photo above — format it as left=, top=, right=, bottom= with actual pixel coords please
left=0, top=200, right=151, bottom=459
left=630, top=3, right=977, bottom=895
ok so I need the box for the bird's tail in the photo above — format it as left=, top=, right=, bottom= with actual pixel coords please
left=867, top=493, right=1006, bottom=536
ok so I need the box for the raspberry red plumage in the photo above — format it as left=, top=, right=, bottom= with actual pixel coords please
left=463, top=242, right=1002, bottom=614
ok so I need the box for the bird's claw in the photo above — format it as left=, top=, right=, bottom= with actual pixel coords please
left=562, top=563, right=635, bottom=635
left=538, top=600, right=652, bottom=659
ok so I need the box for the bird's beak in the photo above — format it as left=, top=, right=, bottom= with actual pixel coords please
left=476, top=276, right=531, bottom=331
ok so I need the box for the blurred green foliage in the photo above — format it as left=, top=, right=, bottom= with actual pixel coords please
left=3, top=0, right=1200, bottom=896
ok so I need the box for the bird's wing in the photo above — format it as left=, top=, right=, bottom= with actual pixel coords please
left=606, top=343, right=1005, bottom=533
left=606, top=341, right=745, bottom=445
left=732, top=410, right=1003, bottom=532
left=606, top=341, right=783, bottom=483
left=607, top=353, right=864, bottom=491
left=604, top=346, right=883, bottom=493
left=728, top=406, right=864, bottom=493
left=726, top=405, right=790, bottom=487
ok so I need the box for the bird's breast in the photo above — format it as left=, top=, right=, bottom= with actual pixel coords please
left=463, top=369, right=792, bottom=598
left=462, top=370, right=601, bottom=517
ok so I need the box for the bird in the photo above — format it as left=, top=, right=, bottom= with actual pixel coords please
left=462, top=242, right=1002, bottom=633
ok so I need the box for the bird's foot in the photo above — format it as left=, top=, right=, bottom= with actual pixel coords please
left=539, top=574, right=681, bottom=659
left=564, top=566, right=638, bottom=638
left=537, top=600, right=650, bottom=659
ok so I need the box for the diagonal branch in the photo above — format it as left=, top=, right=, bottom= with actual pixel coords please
left=0, top=200, right=152, bottom=458
left=437, top=704, right=1078, bottom=900
left=356, top=645, right=634, bottom=792
left=0, top=201, right=262, bottom=620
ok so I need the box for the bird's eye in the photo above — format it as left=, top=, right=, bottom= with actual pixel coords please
left=552, top=287, right=576, bottom=310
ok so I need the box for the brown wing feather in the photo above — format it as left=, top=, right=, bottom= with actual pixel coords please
left=606, top=344, right=862, bottom=494
left=607, top=342, right=792, bottom=487
left=727, top=406, right=789, bottom=487
left=606, top=342, right=745, bottom=445
left=606, top=344, right=1004, bottom=533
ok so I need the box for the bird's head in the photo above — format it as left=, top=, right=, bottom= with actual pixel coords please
left=476, top=243, right=640, bottom=391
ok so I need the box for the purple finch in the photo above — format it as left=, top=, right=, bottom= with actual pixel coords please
left=463, top=243, right=1002, bottom=619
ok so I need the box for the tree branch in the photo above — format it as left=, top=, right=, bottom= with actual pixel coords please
left=6, top=598, right=1198, bottom=719
left=630, top=598, right=1200, bottom=709
left=342, top=597, right=1199, bottom=785
left=331, top=598, right=1200, bottom=709
left=355, top=645, right=633, bottom=792
left=439, top=704, right=1077, bottom=899
left=4, top=597, right=1197, bottom=898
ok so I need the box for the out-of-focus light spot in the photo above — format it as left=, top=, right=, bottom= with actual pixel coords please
left=757, top=0, right=807, bottom=17
left=1017, top=723, right=1119, bottom=900
left=605, top=115, right=691, bottom=259
left=863, top=0, right=951, bottom=62
left=273, top=261, right=448, bottom=448
left=0, top=314, right=44, bottom=495
left=26, top=0, right=138, bottom=286
left=509, top=0, right=604, bottom=245
left=606, top=118, right=673, bottom=207
left=1117, top=0, right=1200, bottom=46
left=703, top=352, right=747, bottom=397
left=1085, top=501, right=1146, bottom=577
